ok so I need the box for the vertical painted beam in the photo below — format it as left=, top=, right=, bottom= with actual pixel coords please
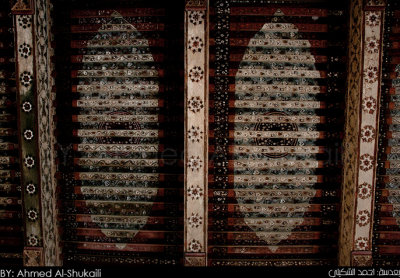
left=12, top=0, right=59, bottom=266
left=339, top=0, right=363, bottom=267
left=351, top=0, right=386, bottom=266
left=184, top=0, right=208, bottom=266
left=12, top=0, right=44, bottom=267
left=34, top=0, right=60, bottom=266
left=340, top=0, right=386, bottom=267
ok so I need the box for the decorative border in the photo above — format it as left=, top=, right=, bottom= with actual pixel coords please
left=184, top=1, right=208, bottom=265
left=34, top=0, right=60, bottom=266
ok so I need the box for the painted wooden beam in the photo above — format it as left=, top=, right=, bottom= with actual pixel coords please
left=339, top=0, right=387, bottom=267
left=12, top=0, right=60, bottom=266
left=184, top=0, right=209, bottom=267
left=12, top=0, right=44, bottom=267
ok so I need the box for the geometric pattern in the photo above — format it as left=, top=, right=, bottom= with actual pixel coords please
left=184, top=1, right=207, bottom=263
left=208, top=1, right=346, bottom=266
left=53, top=3, right=184, bottom=266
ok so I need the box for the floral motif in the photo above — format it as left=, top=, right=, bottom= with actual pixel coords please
left=361, top=125, right=375, bottom=143
left=27, top=234, right=39, bottom=247
left=22, top=101, right=33, bottom=113
left=188, top=239, right=202, bottom=252
left=27, top=209, right=38, bottom=221
left=188, top=11, right=205, bottom=26
left=24, top=156, right=35, bottom=168
left=18, top=15, right=32, bottom=29
left=188, top=36, right=204, bottom=53
left=359, top=154, right=374, bottom=172
left=187, top=185, right=203, bottom=200
left=188, top=96, right=204, bottom=113
left=189, top=66, right=204, bottom=82
left=188, top=156, right=202, bottom=171
left=355, top=237, right=369, bottom=251
left=18, top=43, right=32, bottom=59
left=362, top=96, right=377, bottom=114
left=26, top=183, right=36, bottom=195
left=23, top=129, right=34, bottom=141
left=364, top=66, right=378, bottom=83
left=20, top=71, right=33, bottom=87
left=188, top=126, right=203, bottom=143
left=365, top=36, right=380, bottom=54
left=356, top=210, right=371, bottom=227
left=358, top=182, right=372, bottom=200
left=188, top=212, right=203, bottom=228
left=365, top=11, right=381, bottom=27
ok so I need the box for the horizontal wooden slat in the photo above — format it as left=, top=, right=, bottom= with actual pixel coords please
left=73, top=129, right=163, bottom=138
left=71, top=69, right=163, bottom=77
left=72, top=114, right=162, bottom=123
left=70, top=8, right=166, bottom=18
left=210, top=84, right=327, bottom=94
left=209, top=245, right=332, bottom=255
left=70, top=23, right=165, bottom=33
left=210, top=53, right=328, bottom=63
left=228, top=7, right=328, bottom=17
left=227, top=23, right=328, bottom=32
left=229, top=130, right=325, bottom=139
left=226, top=114, right=325, bottom=124
left=71, top=39, right=165, bottom=48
